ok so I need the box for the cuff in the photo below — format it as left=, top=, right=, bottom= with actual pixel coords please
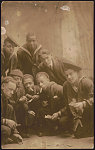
left=83, top=101, right=86, bottom=108
left=58, top=111, right=61, bottom=117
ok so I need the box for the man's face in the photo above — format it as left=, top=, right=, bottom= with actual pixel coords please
left=65, top=69, right=78, bottom=85
left=2, top=81, right=16, bottom=99
left=42, top=55, right=52, bottom=68
left=13, top=76, right=22, bottom=87
left=23, top=78, right=34, bottom=92
left=37, top=76, right=49, bottom=90
left=27, top=36, right=37, bottom=51
left=4, top=41, right=14, bottom=56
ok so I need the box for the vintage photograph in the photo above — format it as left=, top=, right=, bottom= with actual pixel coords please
left=1, top=1, right=94, bottom=149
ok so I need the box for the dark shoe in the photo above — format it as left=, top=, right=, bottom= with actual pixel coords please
left=2, top=138, right=14, bottom=145
left=37, top=131, right=43, bottom=137
left=62, top=131, right=74, bottom=137
left=7, top=137, right=14, bottom=144
left=11, top=134, right=23, bottom=143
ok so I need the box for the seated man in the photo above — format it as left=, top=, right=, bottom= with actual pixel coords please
left=35, top=72, right=64, bottom=136
left=1, top=76, right=22, bottom=145
left=52, top=61, right=94, bottom=138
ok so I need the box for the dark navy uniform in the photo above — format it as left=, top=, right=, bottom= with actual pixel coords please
left=1, top=36, right=18, bottom=77
left=60, top=76, right=94, bottom=138
left=17, top=44, right=42, bottom=75
left=1, top=50, right=18, bottom=77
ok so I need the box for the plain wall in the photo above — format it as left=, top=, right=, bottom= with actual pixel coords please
left=1, top=1, right=94, bottom=77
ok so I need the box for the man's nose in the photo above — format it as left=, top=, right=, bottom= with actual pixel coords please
left=45, top=59, right=48, bottom=64
left=11, top=90, right=14, bottom=95
left=27, top=83, right=30, bottom=88
left=40, top=82, right=43, bottom=87
left=68, top=75, right=71, bottom=79
left=18, top=78, right=21, bottom=83
left=10, top=46, right=13, bottom=51
left=31, top=41, right=34, bottom=45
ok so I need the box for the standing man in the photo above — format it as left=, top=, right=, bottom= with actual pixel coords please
left=17, top=32, right=42, bottom=75
left=1, top=36, right=18, bottom=77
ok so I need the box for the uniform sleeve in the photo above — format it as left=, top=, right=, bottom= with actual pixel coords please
left=82, top=78, right=94, bottom=107
left=59, top=81, right=69, bottom=114
left=9, top=54, right=18, bottom=72
left=62, top=81, right=69, bottom=106
left=17, top=49, right=24, bottom=71
left=49, top=82, right=63, bottom=97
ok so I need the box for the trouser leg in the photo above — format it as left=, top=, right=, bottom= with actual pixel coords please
left=1, top=125, right=11, bottom=144
left=59, top=115, right=73, bottom=133
left=6, top=104, right=16, bottom=122
left=74, top=107, right=94, bottom=138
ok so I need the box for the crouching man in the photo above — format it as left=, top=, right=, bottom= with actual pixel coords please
left=1, top=76, right=22, bottom=145
left=36, top=72, right=64, bottom=136
left=9, top=69, right=25, bottom=126
left=16, top=74, right=40, bottom=137
left=52, top=61, right=94, bottom=138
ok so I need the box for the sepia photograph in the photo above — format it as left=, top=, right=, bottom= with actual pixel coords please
left=1, top=1, right=94, bottom=149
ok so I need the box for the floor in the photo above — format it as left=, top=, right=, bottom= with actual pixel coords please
left=2, top=135, right=94, bottom=149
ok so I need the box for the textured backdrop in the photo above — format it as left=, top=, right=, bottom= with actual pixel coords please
left=1, top=1, right=93, bottom=77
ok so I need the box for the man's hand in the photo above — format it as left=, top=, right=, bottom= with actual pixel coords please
left=19, top=96, right=27, bottom=103
left=28, top=110, right=35, bottom=116
left=53, top=96, right=58, bottom=99
left=51, top=112, right=60, bottom=121
left=74, top=102, right=85, bottom=114
left=32, top=95, right=39, bottom=100
left=45, top=115, right=52, bottom=119
left=28, top=95, right=39, bottom=103
left=26, top=94, right=33, bottom=99
left=26, top=94, right=39, bottom=102
left=69, top=101, right=86, bottom=116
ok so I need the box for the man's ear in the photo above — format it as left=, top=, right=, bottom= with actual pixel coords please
left=1, top=83, right=5, bottom=90
left=3, top=44, right=5, bottom=50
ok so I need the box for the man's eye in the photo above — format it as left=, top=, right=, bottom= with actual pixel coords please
left=70, top=73, right=73, bottom=76
left=65, top=75, right=68, bottom=78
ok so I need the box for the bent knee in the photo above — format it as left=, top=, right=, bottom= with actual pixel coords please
left=1, top=125, right=11, bottom=137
